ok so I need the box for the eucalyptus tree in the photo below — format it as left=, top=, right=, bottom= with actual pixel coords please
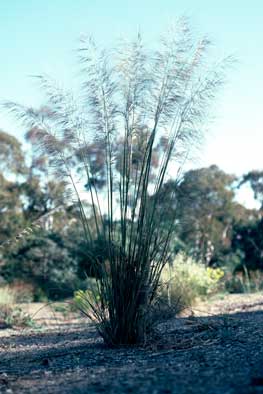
left=4, top=20, right=229, bottom=344
left=156, top=165, right=252, bottom=265
left=0, top=130, right=27, bottom=244
left=0, top=130, right=27, bottom=177
left=239, top=170, right=263, bottom=210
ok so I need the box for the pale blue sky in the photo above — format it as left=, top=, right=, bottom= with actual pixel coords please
left=0, top=0, right=262, bottom=206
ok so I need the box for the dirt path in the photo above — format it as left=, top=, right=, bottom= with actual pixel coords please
left=0, top=294, right=263, bottom=394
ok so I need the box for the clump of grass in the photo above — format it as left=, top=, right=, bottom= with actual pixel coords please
left=3, top=19, right=229, bottom=344
left=1, top=306, right=35, bottom=328
left=0, top=286, right=35, bottom=328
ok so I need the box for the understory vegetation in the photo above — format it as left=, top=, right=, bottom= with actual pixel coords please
left=0, top=286, right=34, bottom=328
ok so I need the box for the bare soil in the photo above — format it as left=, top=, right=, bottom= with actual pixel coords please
left=1, top=293, right=263, bottom=394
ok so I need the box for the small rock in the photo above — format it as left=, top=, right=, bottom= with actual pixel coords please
left=0, top=373, right=8, bottom=385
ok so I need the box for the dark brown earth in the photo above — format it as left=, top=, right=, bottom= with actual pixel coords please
left=0, top=294, right=263, bottom=394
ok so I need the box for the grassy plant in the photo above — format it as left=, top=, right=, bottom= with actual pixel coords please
left=0, top=286, right=35, bottom=328
left=3, top=20, right=229, bottom=344
left=2, top=306, right=35, bottom=328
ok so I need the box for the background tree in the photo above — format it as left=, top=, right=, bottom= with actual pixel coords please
left=232, top=218, right=263, bottom=272
left=0, top=130, right=83, bottom=298
left=156, top=165, right=254, bottom=265
left=239, top=170, right=263, bottom=210
left=0, top=130, right=27, bottom=176
left=2, top=230, right=82, bottom=300
left=0, top=130, right=27, bottom=243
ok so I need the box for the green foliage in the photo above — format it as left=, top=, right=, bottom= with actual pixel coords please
left=159, top=252, right=224, bottom=308
left=73, top=278, right=101, bottom=314
left=1, top=232, right=82, bottom=300
left=0, top=173, right=24, bottom=243
left=232, top=218, right=263, bottom=271
left=0, top=129, right=262, bottom=310
left=0, top=286, right=35, bottom=328
left=225, top=270, right=263, bottom=294
left=73, top=235, right=115, bottom=279
left=158, top=165, right=253, bottom=265
left=0, top=130, right=27, bottom=175
left=239, top=170, right=263, bottom=209
left=1, top=306, right=35, bottom=328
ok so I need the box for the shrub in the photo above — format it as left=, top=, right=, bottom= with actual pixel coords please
left=1, top=233, right=82, bottom=300
left=159, top=253, right=224, bottom=309
left=73, top=278, right=101, bottom=315
left=5, top=20, right=228, bottom=344
left=225, top=269, right=263, bottom=293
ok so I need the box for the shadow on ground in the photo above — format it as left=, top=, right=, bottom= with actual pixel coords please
left=0, top=309, right=263, bottom=393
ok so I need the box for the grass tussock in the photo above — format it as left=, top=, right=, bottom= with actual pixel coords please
left=3, top=19, right=229, bottom=344
left=0, top=286, right=35, bottom=328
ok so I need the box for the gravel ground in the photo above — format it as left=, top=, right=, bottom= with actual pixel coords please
left=0, top=294, right=263, bottom=394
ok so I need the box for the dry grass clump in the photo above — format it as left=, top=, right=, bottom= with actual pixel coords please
left=0, top=286, right=34, bottom=328
left=3, top=19, right=228, bottom=344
